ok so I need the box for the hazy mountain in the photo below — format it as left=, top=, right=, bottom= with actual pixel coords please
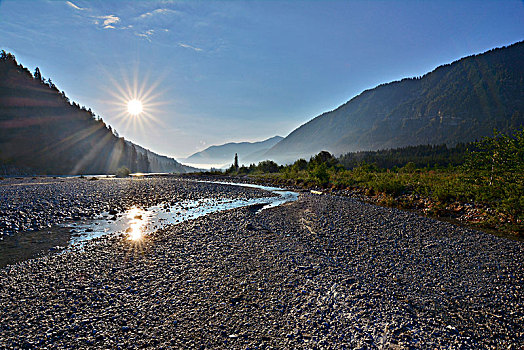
left=181, top=136, right=283, bottom=167
left=265, top=41, right=524, bottom=164
left=126, top=141, right=197, bottom=174
left=0, top=51, right=193, bottom=175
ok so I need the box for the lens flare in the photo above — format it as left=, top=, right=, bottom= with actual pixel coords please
left=127, top=99, right=143, bottom=115
left=101, top=64, right=169, bottom=138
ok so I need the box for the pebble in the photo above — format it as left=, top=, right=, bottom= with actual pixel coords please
left=0, top=176, right=272, bottom=236
left=0, top=178, right=522, bottom=348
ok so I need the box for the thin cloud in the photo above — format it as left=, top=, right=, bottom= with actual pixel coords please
left=66, top=1, right=86, bottom=11
left=99, top=15, right=120, bottom=27
left=139, top=8, right=179, bottom=19
left=65, top=3, right=123, bottom=31
left=179, top=43, right=203, bottom=52
left=92, top=15, right=120, bottom=29
left=137, top=29, right=155, bottom=42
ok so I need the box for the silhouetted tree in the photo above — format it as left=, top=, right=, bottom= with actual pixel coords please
left=137, top=153, right=150, bottom=173
left=34, top=67, right=42, bottom=81
left=234, top=153, right=239, bottom=171
left=60, top=91, right=70, bottom=103
left=292, top=159, right=308, bottom=171
left=256, top=160, right=279, bottom=173
left=309, top=151, right=338, bottom=168
left=130, top=145, right=138, bottom=173
left=1, top=51, right=16, bottom=63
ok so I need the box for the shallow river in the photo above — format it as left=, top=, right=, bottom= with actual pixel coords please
left=0, top=181, right=298, bottom=268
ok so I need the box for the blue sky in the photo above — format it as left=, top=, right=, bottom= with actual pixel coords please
left=0, top=0, right=523, bottom=159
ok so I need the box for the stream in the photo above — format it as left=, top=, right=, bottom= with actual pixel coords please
left=0, top=181, right=298, bottom=267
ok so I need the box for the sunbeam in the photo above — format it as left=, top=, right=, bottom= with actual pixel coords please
left=101, top=65, right=170, bottom=138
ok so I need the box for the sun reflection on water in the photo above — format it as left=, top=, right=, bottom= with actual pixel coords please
left=125, top=206, right=148, bottom=241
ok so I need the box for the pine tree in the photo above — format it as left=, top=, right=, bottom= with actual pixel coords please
left=130, top=145, right=138, bottom=173
left=34, top=67, right=42, bottom=81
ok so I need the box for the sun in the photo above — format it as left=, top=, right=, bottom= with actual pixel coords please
left=102, top=65, right=168, bottom=136
left=127, top=99, right=143, bottom=115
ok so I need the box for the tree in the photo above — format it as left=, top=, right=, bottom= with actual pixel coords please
left=400, top=161, right=417, bottom=173
left=60, top=91, right=70, bottom=103
left=311, top=163, right=330, bottom=186
left=464, top=129, right=523, bottom=186
left=1, top=51, right=16, bottom=63
left=310, top=151, right=338, bottom=169
left=462, top=128, right=524, bottom=227
left=130, top=145, right=138, bottom=173
left=256, top=160, right=279, bottom=173
left=115, top=166, right=130, bottom=178
left=292, top=158, right=308, bottom=172
left=234, top=153, right=239, bottom=171
left=34, top=67, right=42, bottom=81
left=137, top=153, right=150, bottom=173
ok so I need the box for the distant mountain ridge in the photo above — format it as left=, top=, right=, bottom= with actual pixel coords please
left=265, top=41, right=524, bottom=163
left=126, top=141, right=197, bottom=174
left=0, top=51, right=193, bottom=175
left=182, top=136, right=283, bottom=167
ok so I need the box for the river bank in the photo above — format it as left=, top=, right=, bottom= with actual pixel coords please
left=1, top=180, right=523, bottom=348
left=180, top=173, right=523, bottom=239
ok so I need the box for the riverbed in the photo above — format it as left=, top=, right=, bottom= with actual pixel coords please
left=0, top=176, right=522, bottom=348
left=0, top=177, right=296, bottom=267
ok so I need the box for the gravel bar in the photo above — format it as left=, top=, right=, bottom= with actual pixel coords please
left=0, top=177, right=273, bottom=236
left=0, top=183, right=523, bottom=348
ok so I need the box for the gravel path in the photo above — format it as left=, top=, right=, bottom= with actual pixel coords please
left=0, top=182, right=523, bottom=348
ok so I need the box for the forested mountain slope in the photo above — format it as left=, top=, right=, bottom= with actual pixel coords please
left=266, top=41, right=524, bottom=163
left=0, top=51, right=192, bottom=175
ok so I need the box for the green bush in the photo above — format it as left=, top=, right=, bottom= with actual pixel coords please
left=432, top=184, right=456, bottom=203
left=115, top=166, right=131, bottom=178
left=311, top=163, right=330, bottom=186
left=370, top=175, right=406, bottom=196
left=248, top=132, right=522, bottom=234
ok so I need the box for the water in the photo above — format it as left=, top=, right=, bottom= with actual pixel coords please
left=0, top=182, right=298, bottom=267
left=67, top=181, right=297, bottom=245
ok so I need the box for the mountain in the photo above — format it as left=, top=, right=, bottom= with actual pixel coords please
left=181, top=136, right=283, bottom=168
left=126, top=141, right=197, bottom=174
left=265, top=41, right=524, bottom=164
left=0, top=51, right=193, bottom=175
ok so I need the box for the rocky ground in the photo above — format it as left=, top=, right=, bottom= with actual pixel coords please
left=0, top=178, right=522, bottom=348
left=0, top=176, right=271, bottom=236
left=183, top=173, right=524, bottom=238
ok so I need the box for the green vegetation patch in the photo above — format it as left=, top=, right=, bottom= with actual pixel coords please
left=218, top=129, right=523, bottom=236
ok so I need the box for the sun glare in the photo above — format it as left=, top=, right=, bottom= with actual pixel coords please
left=102, top=65, right=168, bottom=137
left=125, top=206, right=147, bottom=241
left=127, top=99, right=143, bottom=115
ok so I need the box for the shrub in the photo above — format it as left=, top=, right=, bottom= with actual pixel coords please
left=311, top=163, right=330, bottom=186
left=371, top=176, right=406, bottom=196
left=115, top=166, right=131, bottom=178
